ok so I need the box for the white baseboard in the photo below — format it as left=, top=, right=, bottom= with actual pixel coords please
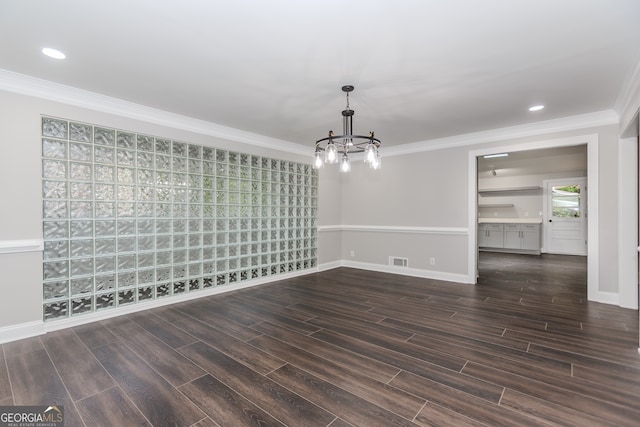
left=593, top=291, right=620, bottom=306
left=320, top=259, right=472, bottom=284
left=0, top=320, right=45, bottom=344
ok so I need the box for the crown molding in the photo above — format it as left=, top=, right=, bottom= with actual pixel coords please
left=384, top=109, right=619, bottom=157
left=0, top=69, right=309, bottom=156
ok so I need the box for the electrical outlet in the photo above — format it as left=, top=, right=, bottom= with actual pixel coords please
left=350, top=250, right=355, bottom=257
left=524, top=211, right=529, bottom=217
left=429, top=257, right=436, bottom=265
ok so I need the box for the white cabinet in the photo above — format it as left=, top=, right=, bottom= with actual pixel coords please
left=479, top=222, right=540, bottom=254
left=504, top=224, right=540, bottom=250
left=478, top=223, right=504, bottom=248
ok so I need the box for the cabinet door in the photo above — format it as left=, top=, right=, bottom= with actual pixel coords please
left=486, top=224, right=504, bottom=247
left=521, top=224, right=540, bottom=250
left=504, top=226, right=521, bottom=249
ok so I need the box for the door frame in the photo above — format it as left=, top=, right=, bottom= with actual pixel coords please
left=467, top=134, right=600, bottom=303
left=542, top=177, right=587, bottom=255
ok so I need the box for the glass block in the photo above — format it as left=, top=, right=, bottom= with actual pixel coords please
left=42, top=139, right=67, bottom=159
left=173, top=281, right=186, bottom=294
left=203, top=161, right=215, bottom=175
left=172, top=141, right=186, bottom=157
left=173, top=234, right=186, bottom=248
left=70, top=182, right=92, bottom=200
left=117, top=149, right=135, bottom=166
left=173, top=250, right=187, bottom=264
left=118, top=220, right=136, bottom=236
left=251, top=268, right=259, bottom=279
left=157, top=284, right=170, bottom=297
left=71, top=258, right=94, bottom=277
left=189, top=174, right=201, bottom=188
left=117, top=167, right=135, bottom=184
left=137, top=134, right=154, bottom=152
left=94, top=146, right=115, bottom=164
left=118, top=289, right=135, bottom=305
left=69, top=142, right=92, bottom=162
left=203, top=204, right=214, bottom=216
left=216, top=274, right=227, bottom=286
left=156, top=154, right=171, bottom=171
left=155, top=219, right=171, bottom=234
left=95, top=165, right=115, bottom=182
left=203, top=276, right=214, bottom=288
left=137, top=151, right=153, bottom=169
left=189, top=204, right=202, bottom=218
left=173, top=157, right=187, bottom=172
left=117, top=185, right=135, bottom=201
left=228, top=152, right=238, bottom=164
left=117, top=202, right=135, bottom=217
left=228, top=165, right=239, bottom=178
left=44, top=220, right=69, bottom=239
left=70, top=239, right=93, bottom=258
left=156, top=250, right=171, bottom=265
left=216, top=149, right=227, bottom=162
left=44, top=280, right=68, bottom=299
left=70, top=201, right=92, bottom=219
left=229, top=272, right=237, bottom=283
left=138, top=252, right=154, bottom=268
left=203, top=261, right=214, bottom=274
left=240, top=270, right=248, bottom=281
left=138, top=269, right=155, bottom=285
left=189, top=278, right=200, bottom=291
left=95, top=256, right=115, bottom=273
left=44, top=301, right=68, bottom=321
left=43, top=180, right=67, bottom=199
left=72, top=296, right=93, bottom=315
left=43, top=236, right=69, bottom=264
left=96, top=292, right=115, bottom=310
left=137, top=202, right=154, bottom=217
left=94, top=127, right=115, bottom=145
left=189, top=249, right=201, bottom=262
left=156, top=138, right=171, bottom=154
left=216, top=246, right=227, bottom=258
left=240, top=166, right=250, bottom=179
left=95, top=274, right=115, bottom=291
left=157, top=267, right=172, bottom=282
left=118, top=235, right=136, bottom=251
left=43, top=159, right=67, bottom=179
left=116, top=254, right=136, bottom=271
left=202, top=233, right=214, bottom=246
left=189, top=159, right=202, bottom=174
left=117, top=131, right=135, bottom=149
left=137, top=219, right=154, bottom=235
left=42, top=117, right=68, bottom=138
left=138, top=286, right=154, bottom=301
left=94, top=183, right=115, bottom=201
left=43, top=200, right=68, bottom=219
left=156, top=235, right=171, bottom=250
left=71, top=277, right=94, bottom=295
left=95, top=238, right=116, bottom=255
left=95, top=220, right=116, bottom=237
left=156, top=203, right=171, bottom=217
left=138, top=235, right=155, bottom=251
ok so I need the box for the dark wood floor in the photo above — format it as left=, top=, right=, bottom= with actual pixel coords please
left=1, top=252, right=639, bottom=426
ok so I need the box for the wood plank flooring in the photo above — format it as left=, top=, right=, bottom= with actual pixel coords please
left=1, top=252, right=639, bottom=426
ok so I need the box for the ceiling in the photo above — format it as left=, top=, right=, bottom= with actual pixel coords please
left=1, top=0, right=639, bottom=150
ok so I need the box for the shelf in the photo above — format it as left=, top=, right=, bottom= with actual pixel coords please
left=478, top=204, right=514, bottom=208
left=478, top=186, right=541, bottom=195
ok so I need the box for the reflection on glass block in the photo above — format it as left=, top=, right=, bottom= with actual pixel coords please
left=173, top=250, right=186, bottom=264
left=117, top=202, right=135, bottom=217
left=95, top=274, right=115, bottom=291
left=71, top=277, right=94, bottom=295
left=44, top=280, right=68, bottom=299
left=117, top=167, right=135, bottom=184
left=189, top=161, right=202, bottom=176
left=42, top=139, right=67, bottom=159
left=70, top=201, right=92, bottom=218
left=44, top=240, right=68, bottom=260
left=69, top=142, right=92, bottom=162
left=118, top=271, right=137, bottom=288
left=117, top=132, right=135, bottom=149
left=157, top=267, right=171, bottom=282
left=94, top=127, right=115, bottom=145
left=137, top=219, right=155, bottom=235
left=44, top=301, right=68, bottom=321
left=138, top=252, right=154, bottom=268
left=94, top=256, right=115, bottom=273
left=118, top=289, right=135, bottom=305
left=138, top=235, right=154, bottom=251
left=96, top=292, right=115, bottom=310
left=43, top=220, right=69, bottom=239
left=42, top=117, right=68, bottom=138
left=137, top=202, right=154, bottom=217
left=43, top=160, right=67, bottom=180
left=156, top=250, right=170, bottom=265
left=189, top=249, right=201, bottom=262
left=117, top=185, right=135, bottom=201
left=70, top=182, right=92, bottom=200
left=137, top=151, right=153, bottom=169
left=44, top=260, right=68, bottom=280
left=138, top=286, right=154, bottom=301
left=202, top=260, right=214, bottom=274
left=174, top=281, right=186, bottom=294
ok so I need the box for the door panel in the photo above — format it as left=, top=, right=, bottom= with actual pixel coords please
left=545, top=178, right=587, bottom=255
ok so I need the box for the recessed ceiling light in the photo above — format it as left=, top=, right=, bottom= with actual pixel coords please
left=41, top=47, right=66, bottom=59
left=483, top=153, right=509, bottom=159
left=529, top=105, right=544, bottom=112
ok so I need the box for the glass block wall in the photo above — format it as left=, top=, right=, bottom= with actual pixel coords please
left=41, top=116, right=317, bottom=321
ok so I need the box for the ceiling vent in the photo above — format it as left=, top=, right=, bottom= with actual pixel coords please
left=389, top=256, right=408, bottom=267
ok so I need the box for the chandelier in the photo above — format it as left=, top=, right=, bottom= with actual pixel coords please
left=313, top=85, right=381, bottom=172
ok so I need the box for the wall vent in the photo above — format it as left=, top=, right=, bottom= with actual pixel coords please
left=389, top=256, right=409, bottom=267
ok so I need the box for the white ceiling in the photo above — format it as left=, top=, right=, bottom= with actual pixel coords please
left=1, top=0, right=639, bottom=149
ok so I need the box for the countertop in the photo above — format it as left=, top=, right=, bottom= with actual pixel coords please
left=478, top=218, right=542, bottom=224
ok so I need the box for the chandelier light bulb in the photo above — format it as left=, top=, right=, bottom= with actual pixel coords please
left=326, top=142, right=338, bottom=164
left=313, top=151, right=324, bottom=169
left=340, top=154, right=351, bottom=173
left=365, top=143, right=377, bottom=164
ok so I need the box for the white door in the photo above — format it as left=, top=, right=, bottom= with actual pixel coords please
left=544, top=178, right=587, bottom=255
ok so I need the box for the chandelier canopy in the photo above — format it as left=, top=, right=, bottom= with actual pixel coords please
left=313, top=85, right=381, bottom=172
